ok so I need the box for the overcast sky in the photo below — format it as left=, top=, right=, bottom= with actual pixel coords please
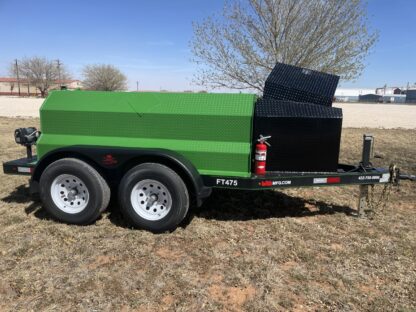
left=0, top=0, right=415, bottom=91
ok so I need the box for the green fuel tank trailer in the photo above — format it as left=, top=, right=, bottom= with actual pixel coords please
left=5, top=63, right=412, bottom=234
left=37, top=91, right=257, bottom=178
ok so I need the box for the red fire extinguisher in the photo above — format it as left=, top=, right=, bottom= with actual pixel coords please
left=255, top=135, right=271, bottom=175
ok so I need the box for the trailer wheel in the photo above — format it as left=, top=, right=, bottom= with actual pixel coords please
left=39, top=158, right=110, bottom=225
left=118, top=163, right=189, bottom=233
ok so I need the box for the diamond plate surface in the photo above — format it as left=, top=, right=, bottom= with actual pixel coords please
left=255, top=99, right=342, bottom=118
left=253, top=99, right=342, bottom=172
left=38, top=91, right=257, bottom=177
left=263, top=62, right=340, bottom=107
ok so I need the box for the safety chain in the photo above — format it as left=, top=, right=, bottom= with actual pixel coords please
left=365, top=164, right=399, bottom=217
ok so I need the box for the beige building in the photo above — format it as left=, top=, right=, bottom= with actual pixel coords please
left=0, top=78, right=83, bottom=96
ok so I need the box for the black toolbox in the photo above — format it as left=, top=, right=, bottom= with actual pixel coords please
left=263, top=63, right=339, bottom=107
left=253, top=99, right=343, bottom=172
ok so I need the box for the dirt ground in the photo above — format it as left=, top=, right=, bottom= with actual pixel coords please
left=0, top=117, right=415, bottom=311
left=0, top=96, right=415, bottom=129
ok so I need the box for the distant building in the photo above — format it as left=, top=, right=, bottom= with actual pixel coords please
left=382, top=94, right=406, bottom=103
left=335, top=88, right=375, bottom=102
left=0, top=78, right=83, bottom=96
left=336, top=87, right=408, bottom=103
left=406, top=89, right=416, bottom=103
left=375, top=87, right=402, bottom=95
left=358, top=94, right=382, bottom=103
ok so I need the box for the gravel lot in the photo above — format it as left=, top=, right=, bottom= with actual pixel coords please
left=0, top=96, right=415, bottom=129
left=0, top=97, right=44, bottom=118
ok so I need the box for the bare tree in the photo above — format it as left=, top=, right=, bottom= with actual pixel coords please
left=82, top=64, right=127, bottom=91
left=191, top=0, right=378, bottom=92
left=10, top=57, right=69, bottom=97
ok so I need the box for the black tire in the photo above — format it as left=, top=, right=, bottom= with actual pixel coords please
left=39, top=158, right=110, bottom=225
left=118, top=163, right=189, bottom=233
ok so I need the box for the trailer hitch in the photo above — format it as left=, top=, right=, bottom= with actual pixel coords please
left=356, top=135, right=404, bottom=217
left=392, top=165, right=415, bottom=183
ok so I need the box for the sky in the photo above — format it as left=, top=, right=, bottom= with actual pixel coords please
left=0, top=0, right=415, bottom=91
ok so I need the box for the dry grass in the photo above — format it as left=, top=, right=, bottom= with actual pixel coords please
left=0, top=117, right=415, bottom=311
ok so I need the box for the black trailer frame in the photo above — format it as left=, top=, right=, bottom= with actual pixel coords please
left=2, top=134, right=413, bottom=216
left=204, top=135, right=393, bottom=188
left=203, top=134, right=402, bottom=216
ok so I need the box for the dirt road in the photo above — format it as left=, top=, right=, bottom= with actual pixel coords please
left=0, top=96, right=415, bottom=129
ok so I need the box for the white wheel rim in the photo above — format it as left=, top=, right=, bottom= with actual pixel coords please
left=51, top=174, right=90, bottom=214
left=130, top=179, right=172, bottom=221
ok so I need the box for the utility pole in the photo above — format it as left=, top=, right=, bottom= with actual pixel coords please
left=136, top=81, right=139, bottom=92
left=56, top=59, right=62, bottom=89
left=15, top=59, right=21, bottom=96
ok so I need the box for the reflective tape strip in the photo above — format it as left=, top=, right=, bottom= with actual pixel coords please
left=313, top=178, right=327, bottom=184
left=380, top=173, right=390, bottom=183
left=18, top=167, right=31, bottom=173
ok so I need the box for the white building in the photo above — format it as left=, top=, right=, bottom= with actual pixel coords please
left=375, top=87, right=402, bottom=95
left=0, top=78, right=83, bottom=96
left=334, top=88, right=376, bottom=102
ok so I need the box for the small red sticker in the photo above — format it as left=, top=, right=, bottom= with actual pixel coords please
left=259, top=180, right=273, bottom=187
left=102, top=154, right=118, bottom=165
left=327, top=177, right=340, bottom=184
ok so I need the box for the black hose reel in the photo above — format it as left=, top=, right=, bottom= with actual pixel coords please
left=14, top=127, right=40, bottom=159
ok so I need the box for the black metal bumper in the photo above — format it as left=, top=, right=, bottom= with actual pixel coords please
left=3, top=157, right=37, bottom=176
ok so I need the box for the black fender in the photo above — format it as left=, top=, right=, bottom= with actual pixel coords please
left=31, top=146, right=211, bottom=206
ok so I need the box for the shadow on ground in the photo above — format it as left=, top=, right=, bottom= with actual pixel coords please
left=1, top=184, right=49, bottom=220
left=2, top=184, right=356, bottom=228
left=192, top=189, right=355, bottom=221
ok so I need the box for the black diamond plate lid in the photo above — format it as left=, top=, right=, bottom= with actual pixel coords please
left=264, top=62, right=340, bottom=98
left=255, top=99, right=343, bottom=118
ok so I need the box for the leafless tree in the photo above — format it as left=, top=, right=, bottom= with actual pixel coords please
left=10, top=57, right=69, bottom=97
left=191, top=0, right=378, bottom=92
left=82, top=64, right=127, bottom=91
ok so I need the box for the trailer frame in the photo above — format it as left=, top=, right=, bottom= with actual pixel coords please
left=3, top=134, right=401, bottom=217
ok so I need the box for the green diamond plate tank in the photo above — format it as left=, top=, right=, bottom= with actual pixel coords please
left=37, top=91, right=257, bottom=177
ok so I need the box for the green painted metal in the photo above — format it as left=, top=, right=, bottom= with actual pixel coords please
left=37, top=91, right=257, bottom=177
